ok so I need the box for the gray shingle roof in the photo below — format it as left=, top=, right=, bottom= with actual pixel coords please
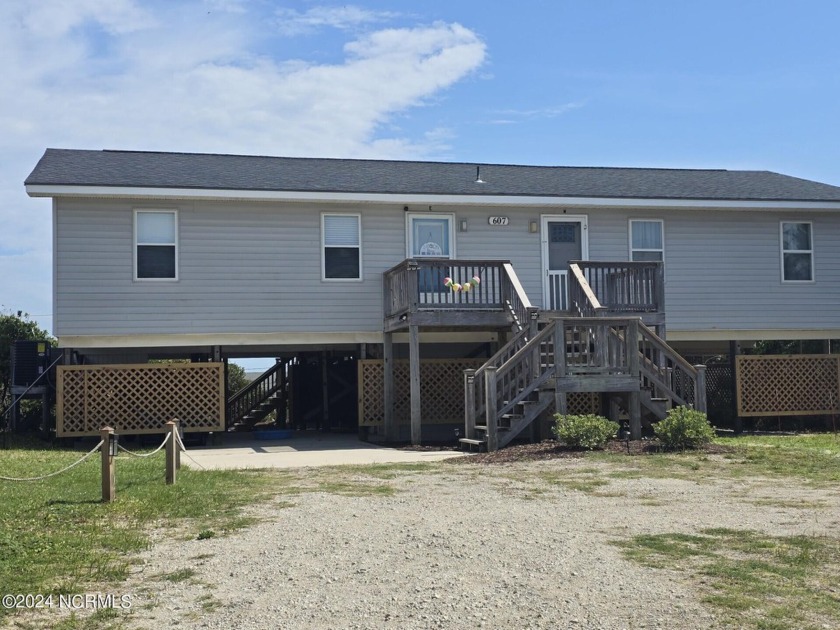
left=25, top=148, right=840, bottom=202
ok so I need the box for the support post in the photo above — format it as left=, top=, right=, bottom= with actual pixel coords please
left=730, top=341, right=742, bottom=434
left=165, top=421, right=178, bottom=485
left=695, top=365, right=708, bottom=414
left=484, top=366, right=498, bottom=452
left=100, top=426, right=115, bottom=503
left=554, top=320, right=568, bottom=416
left=628, top=391, right=642, bottom=441
left=383, top=332, right=395, bottom=442
left=409, top=324, right=421, bottom=446
left=321, top=351, right=329, bottom=432
left=464, top=369, right=476, bottom=439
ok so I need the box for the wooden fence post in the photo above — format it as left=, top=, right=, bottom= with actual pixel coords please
left=173, top=418, right=182, bottom=470
left=100, top=426, right=115, bottom=503
left=165, top=421, right=178, bottom=485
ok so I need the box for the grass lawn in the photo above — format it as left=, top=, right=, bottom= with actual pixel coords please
left=1, top=431, right=839, bottom=630
left=0, top=435, right=275, bottom=624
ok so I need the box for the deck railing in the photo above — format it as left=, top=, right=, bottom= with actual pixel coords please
left=568, top=261, right=664, bottom=316
left=384, top=259, right=532, bottom=322
left=637, top=323, right=706, bottom=411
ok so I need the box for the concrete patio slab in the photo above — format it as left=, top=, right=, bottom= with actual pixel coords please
left=181, top=433, right=467, bottom=470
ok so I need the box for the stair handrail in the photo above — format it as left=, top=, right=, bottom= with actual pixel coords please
left=637, top=322, right=706, bottom=412
left=568, top=263, right=608, bottom=317
left=226, top=360, right=285, bottom=428
left=477, top=320, right=562, bottom=449
left=500, top=263, right=533, bottom=331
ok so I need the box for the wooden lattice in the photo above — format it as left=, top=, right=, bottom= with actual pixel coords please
left=567, top=392, right=600, bottom=416
left=57, top=363, right=225, bottom=436
left=736, top=355, right=839, bottom=417
left=358, top=359, right=485, bottom=426
left=358, top=360, right=599, bottom=426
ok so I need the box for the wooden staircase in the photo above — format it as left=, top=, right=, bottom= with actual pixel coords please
left=226, top=360, right=287, bottom=430
left=460, top=261, right=706, bottom=452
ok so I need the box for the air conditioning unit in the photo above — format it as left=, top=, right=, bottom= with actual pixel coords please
left=10, top=340, right=52, bottom=388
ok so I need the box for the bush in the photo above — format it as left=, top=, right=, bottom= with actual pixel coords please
left=654, top=406, right=716, bottom=450
left=552, top=414, right=619, bottom=450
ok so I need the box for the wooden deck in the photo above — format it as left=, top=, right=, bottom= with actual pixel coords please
left=382, top=259, right=533, bottom=333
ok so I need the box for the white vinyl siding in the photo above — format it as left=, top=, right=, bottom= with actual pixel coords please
left=52, top=200, right=840, bottom=339
left=135, top=210, right=177, bottom=280
left=322, top=213, right=361, bottom=281
left=629, top=219, right=664, bottom=262
left=781, top=221, right=813, bottom=282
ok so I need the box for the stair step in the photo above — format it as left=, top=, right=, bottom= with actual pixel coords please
left=474, top=425, right=510, bottom=432
left=458, top=438, right=485, bottom=445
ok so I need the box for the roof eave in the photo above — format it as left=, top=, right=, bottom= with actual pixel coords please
left=24, top=184, right=840, bottom=211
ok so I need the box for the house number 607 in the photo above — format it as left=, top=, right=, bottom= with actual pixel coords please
left=488, top=216, right=509, bottom=226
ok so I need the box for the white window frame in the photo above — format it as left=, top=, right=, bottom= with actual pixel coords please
left=780, top=221, right=814, bottom=283
left=406, top=212, right=456, bottom=259
left=629, top=219, right=664, bottom=262
left=134, top=209, right=178, bottom=281
left=321, top=213, right=362, bottom=282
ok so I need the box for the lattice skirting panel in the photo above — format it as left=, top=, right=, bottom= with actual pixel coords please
left=736, top=355, right=839, bottom=417
left=358, top=360, right=600, bottom=426
left=358, top=359, right=485, bottom=426
left=57, top=363, right=226, bottom=436
left=567, top=392, right=601, bottom=416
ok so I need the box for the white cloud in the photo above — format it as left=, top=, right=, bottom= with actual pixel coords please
left=490, top=101, right=586, bottom=123
left=275, top=5, right=398, bottom=36
left=0, top=1, right=486, bottom=326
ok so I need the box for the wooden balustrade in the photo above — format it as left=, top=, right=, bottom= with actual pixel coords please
left=226, top=360, right=286, bottom=428
left=569, top=261, right=664, bottom=315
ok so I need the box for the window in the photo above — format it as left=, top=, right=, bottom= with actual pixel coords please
left=322, top=214, right=361, bottom=280
left=135, top=210, right=177, bottom=280
left=781, top=221, right=813, bottom=282
left=630, top=220, right=664, bottom=261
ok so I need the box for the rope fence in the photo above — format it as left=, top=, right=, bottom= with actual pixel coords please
left=175, top=431, right=205, bottom=470
left=116, top=432, right=171, bottom=458
left=0, top=440, right=104, bottom=482
left=0, top=419, right=192, bottom=501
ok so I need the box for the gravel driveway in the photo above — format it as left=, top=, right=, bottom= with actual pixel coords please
left=119, top=457, right=838, bottom=630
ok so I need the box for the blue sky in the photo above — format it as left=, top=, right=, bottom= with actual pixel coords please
left=3, top=0, right=840, bottom=362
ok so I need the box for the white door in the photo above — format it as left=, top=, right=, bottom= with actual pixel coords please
left=541, top=215, right=588, bottom=310
left=407, top=213, right=454, bottom=299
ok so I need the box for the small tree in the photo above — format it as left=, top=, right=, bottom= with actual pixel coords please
left=227, top=362, right=249, bottom=396
left=654, top=406, right=716, bottom=450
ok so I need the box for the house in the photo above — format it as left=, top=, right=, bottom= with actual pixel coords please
left=24, top=149, right=840, bottom=447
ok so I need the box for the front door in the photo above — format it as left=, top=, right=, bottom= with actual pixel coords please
left=542, top=215, right=588, bottom=310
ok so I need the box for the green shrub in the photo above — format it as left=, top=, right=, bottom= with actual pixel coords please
left=552, top=414, right=619, bottom=450
left=654, top=406, right=715, bottom=450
